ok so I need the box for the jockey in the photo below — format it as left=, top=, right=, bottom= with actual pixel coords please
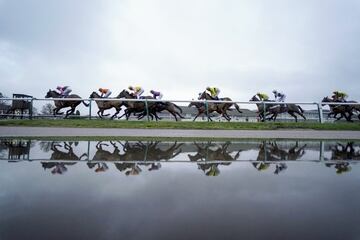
left=56, top=86, right=72, bottom=97
left=128, top=85, right=144, bottom=99
left=150, top=90, right=163, bottom=100
left=206, top=87, right=220, bottom=100
left=332, top=91, right=348, bottom=102
left=272, top=90, right=286, bottom=102
left=98, top=88, right=112, bottom=98
left=256, top=92, right=269, bottom=101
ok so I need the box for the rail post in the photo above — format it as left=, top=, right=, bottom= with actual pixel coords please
left=262, top=101, right=266, bottom=122
left=88, top=99, right=92, bottom=120
left=317, top=102, right=323, bottom=123
left=87, top=140, right=91, bottom=161
left=145, top=99, right=150, bottom=121
left=205, top=100, right=209, bottom=122
left=29, top=98, right=34, bottom=120
left=319, top=141, right=324, bottom=161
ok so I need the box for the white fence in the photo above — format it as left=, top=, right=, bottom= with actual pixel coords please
left=0, top=97, right=358, bottom=123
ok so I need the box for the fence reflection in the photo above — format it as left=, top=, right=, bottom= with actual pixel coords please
left=1, top=139, right=360, bottom=175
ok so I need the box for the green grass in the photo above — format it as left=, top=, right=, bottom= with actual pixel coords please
left=1, top=119, right=360, bottom=130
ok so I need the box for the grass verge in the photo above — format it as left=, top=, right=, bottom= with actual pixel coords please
left=0, top=119, right=360, bottom=130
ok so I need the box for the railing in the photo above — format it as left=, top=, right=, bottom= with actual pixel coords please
left=0, top=97, right=358, bottom=123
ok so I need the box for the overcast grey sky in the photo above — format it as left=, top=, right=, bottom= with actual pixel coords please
left=1, top=0, right=360, bottom=101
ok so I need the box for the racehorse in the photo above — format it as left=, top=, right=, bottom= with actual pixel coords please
left=89, top=91, right=123, bottom=119
left=197, top=91, right=242, bottom=121
left=137, top=101, right=185, bottom=121
left=249, top=95, right=277, bottom=121
left=116, top=89, right=160, bottom=120
left=321, top=96, right=359, bottom=121
left=117, top=89, right=184, bottom=121
left=250, top=95, right=306, bottom=122
left=188, top=101, right=224, bottom=121
left=45, top=90, right=89, bottom=118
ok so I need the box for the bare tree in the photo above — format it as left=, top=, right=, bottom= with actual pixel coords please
left=41, top=103, right=55, bottom=115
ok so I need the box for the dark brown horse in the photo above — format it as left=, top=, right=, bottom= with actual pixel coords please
left=137, top=101, right=185, bottom=121
left=117, top=90, right=184, bottom=121
left=45, top=90, right=89, bottom=118
left=249, top=95, right=277, bottom=121
left=89, top=92, right=123, bottom=119
left=321, top=96, right=359, bottom=121
left=198, top=91, right=242, bottom=121
left=250, top=95, right=306, bottom=122
left=116, top=89, right=160, bottom=120
left=188, top=101, right=222, bottom=121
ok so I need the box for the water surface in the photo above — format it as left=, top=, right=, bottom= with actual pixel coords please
left=0, top=139, right=359, bottom=240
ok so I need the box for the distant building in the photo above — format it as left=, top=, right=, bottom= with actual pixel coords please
left=0, top=102, right=11, bottom=115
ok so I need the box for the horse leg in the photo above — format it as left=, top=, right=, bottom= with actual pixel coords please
left=296, top=110, right=306, bottom=120
left=220, top=109, right=230, bottom=121
left=65, top=108, right=73, bottom=118
left=97, top=110, right=103, bottom=118
left=345, top=112, right=353, bottom=122
left=258, top=112, right=264, bottom=122
left=223, top=113, right=230, bottom=121
left=126, top=110, right=131, bottom=120
left=273, top=113, right=278, bottom=121
left=169, top=111, right=178, bottom=121
left=347, top=111, right=353, bottom=122
left=225, top=112, right=231, bottom=121
left=288, top=111, right=298, bottom=122
left=137, top=112, right=146, bottom=120
left=53, top=107, right=63, bottom=117
left=111, top=108, right=121, bottom=120
left=176, top=112, right=185, bottom=119
left=153, top=112, right=161, bottom=121
left=118, top=112, right=126, bottom=119
left=193, top=113, right=201, bottom=121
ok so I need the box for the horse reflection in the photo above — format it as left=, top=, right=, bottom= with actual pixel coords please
left=41, top=142, right=87, bottom=175
left=188, top=142, right=241, bottom=162
left=87, top=141, right=122, bottom=172
left=198, top=163, right=221, bottom=176
left=325, top=142, right=360, bottom=174
left=120, top=141, right=183, bottom=162
left=87, top=162, right=109, bottom=173
left=49, top=142, right=87, bottom=160
left=330, top=142, right=360, bottom=161
left=254, top=141, right=307, bottom=174
left=111, top=141, right=183, bottom=175
left=257, top=141, right=307, bottom=161
left=188, top=142, right=241, bottom=176
left=92, top=141, right=121, bottom=161
left=114, top=163, right=142, bottom=176
left=41, top=162, right=76, bottom=175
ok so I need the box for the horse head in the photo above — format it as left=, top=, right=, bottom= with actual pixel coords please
left=89, top=91, right=98, bottom=99
left=198, top=91, right=208, bottom=100
left=117, top=89, right=132, bottom=99
left=45, top=89, right=55, bottom=98
left=321, top=96, right=332, bottom=106
left=249, top=95, right=259, bottom=102
left=45, top=89, right=61, bottom=98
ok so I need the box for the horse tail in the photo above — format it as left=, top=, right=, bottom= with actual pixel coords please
left=173, top=103, right=183, bottom=113
left=82, top=101, right=89, bottom=107
left=297, top=105, right=304, bottom=113
left=234, top=103, right=242, bottom=113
